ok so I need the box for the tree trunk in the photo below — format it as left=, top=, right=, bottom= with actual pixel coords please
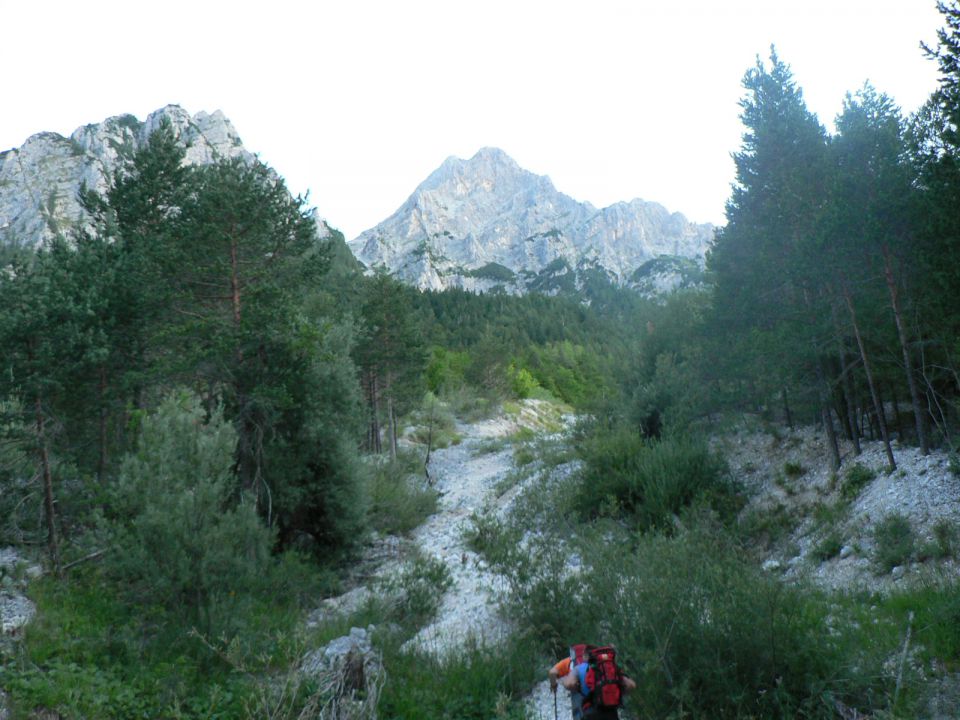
left=838, top=348, right=862, bottom=455
left=842, top=280, right=896, bottom=471
left=97, top=364, right=108, bottom=483
left=424, top=399, right=435, bottom=482
left=890, top=385, right=904, bottom=440
left=34, top=395, right=60, bottom=577
left=387, top=395, right=398, bottom=461
left=814, top=357, right=841, bottom=471
left=367, top=371, right=381, bottom=454
left=882, top=244, right=928, bottom=454
left=781, top=387, right=794, bottom=430
left=829, top=301, right=861, bottom=454
left=806, top=289, right=840, bottom=469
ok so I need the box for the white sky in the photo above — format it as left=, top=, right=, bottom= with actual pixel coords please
left=1, top=1, right=944, bottom=238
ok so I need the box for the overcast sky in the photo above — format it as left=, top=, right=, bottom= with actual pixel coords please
left=1, top=1, right=945, bottom=239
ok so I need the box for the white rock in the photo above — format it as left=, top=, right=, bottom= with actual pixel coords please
left=348, top=147, right=713, bottom=296
left=1, top=105, right=253, bottom=251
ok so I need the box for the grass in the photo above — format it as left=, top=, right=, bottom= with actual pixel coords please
left=0, top=566, right=313, bottom=719
left=376, top=551, right=453, bottom=631
left=873, top=513, right=916, bottom=573
left=841, top=463, right=876, bottom=501
left=812, top=530, right=844, bottom=561
left=738, top=502, right=801, bottom=553
left=377, top=635, right=537, bottom=719
left=783, top=460, right=806, bottom=478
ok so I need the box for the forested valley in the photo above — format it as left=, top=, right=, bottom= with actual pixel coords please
left=2, top=4, right=960, bottom=719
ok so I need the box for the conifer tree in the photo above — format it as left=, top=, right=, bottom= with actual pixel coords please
left=708, top=49, right=840, bottom=465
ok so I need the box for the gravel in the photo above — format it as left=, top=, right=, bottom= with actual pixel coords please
left=718, top=424, right=960, bottom=594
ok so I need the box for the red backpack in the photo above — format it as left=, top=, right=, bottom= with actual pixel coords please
left=578, top=645, right=623, bottom=711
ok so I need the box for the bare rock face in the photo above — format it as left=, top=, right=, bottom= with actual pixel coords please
left=0, top=106, right=252, bottom=250
left=349, top=147, right=714, bottom=295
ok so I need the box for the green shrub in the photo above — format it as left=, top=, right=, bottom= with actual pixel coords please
left=738, top=502, right=800, bottom=553
left=812, top=531, right=844, bottom=561
left=885, top=580, right=960, bottom=667
left=367, top=450, right=438, bottom=536
left=406, top=393, right=461, bottom=449
left=440, top=384, right=496, bottom=422
left=841, top=463, right=876, bottom=501
left=0, top=570, right=291, bottom=719
left=783, top=461, right=806, bottom=478
left=575, top=428, right=737, bottom=532
left=948, top=453, right=960, bottom=478
left=933, top=519, right=959, bottom=559
left=873, top=514, right=915, bottom=573
left=513, top=443, right=536, bottom=467
left=379, top=552, right=453, bottom=631
left=500, top=525, right=893, bottom=719
left=509, top=363, right=541, bottom=399
left=463, top=509, right=522, bottom=567
left=425, top=346, right=470, bottom=394
left=103, top=391, right=274, bottom=637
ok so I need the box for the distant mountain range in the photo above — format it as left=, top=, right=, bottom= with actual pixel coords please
left=1, top=108, right=713, bottom=297
left=349, top=147, right=714, bottom=296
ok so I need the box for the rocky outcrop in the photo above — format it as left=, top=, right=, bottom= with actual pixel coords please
left=0, top=106, right=251, bottom=250
left=349, top=147, right=714, bottom=295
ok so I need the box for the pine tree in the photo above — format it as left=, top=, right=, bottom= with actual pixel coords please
left=708, top=49, right=840, bottom=465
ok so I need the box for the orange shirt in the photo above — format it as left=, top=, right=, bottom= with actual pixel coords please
left=551, top=657, right=573, bottom=677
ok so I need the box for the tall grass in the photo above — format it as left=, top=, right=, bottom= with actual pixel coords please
left=377, top=635, right=538, bottom=719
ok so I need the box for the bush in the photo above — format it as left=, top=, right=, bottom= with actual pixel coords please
left=932, top=519, right=959, bottom=559
left=500, top=525, right=894, bottom=719
left=812, top=531, right=844, bottom=561
left=841, top=463, right=876, bottom=501
left=379, top=552, right=453, bottom=631
left=509, top=363, right=541, bottom=399
left=103, top=391, right=274, bottom=637
left=873, top=514, right=915, bottom=573
left=367, top=450, right=438, bottom=536
left=406, top=393, right=460, bottom=449
left=783, top=461, right=806, bottom=478
left=0, top=573, right=256, bottom=718
left=575, top=428, right=738, bottom=532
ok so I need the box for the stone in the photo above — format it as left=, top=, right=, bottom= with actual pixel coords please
left=840, top=545, right=854, bottom=559
left=24, top=566, right=42, bottom=580
left=0, top=106, right=253, bottom=251
left=891, top=565, right=906, bottom=580
left=762, top=559, right=782, bottom=572
left=348, top=147, right=713, bottom=297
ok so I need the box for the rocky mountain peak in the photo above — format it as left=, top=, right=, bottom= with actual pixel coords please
left=349, top=148, right=713, bottom=296
left=0, top=105, right=251, bottom=250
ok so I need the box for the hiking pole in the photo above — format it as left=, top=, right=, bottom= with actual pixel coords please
left=553, top=686, right=558, bottom=720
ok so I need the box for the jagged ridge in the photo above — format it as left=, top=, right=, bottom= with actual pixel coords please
left=348, top=147, right=714, bottom=295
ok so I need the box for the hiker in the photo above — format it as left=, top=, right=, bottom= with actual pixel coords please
left=548, top=644, right=636, bottom=719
